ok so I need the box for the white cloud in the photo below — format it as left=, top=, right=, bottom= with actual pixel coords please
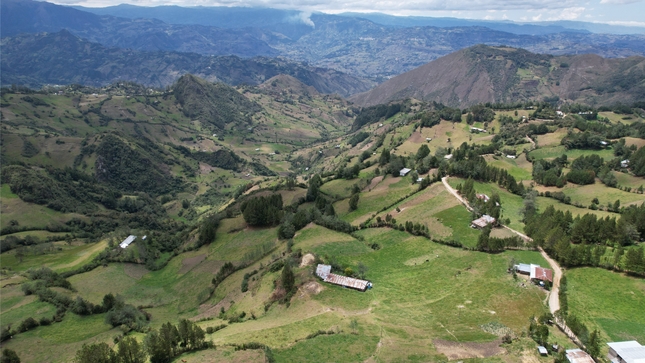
left=600, top=0, right=641, bottom=4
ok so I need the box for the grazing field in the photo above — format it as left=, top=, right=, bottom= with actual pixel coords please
left=536, top=129, right=569, bottom=147
left=0, top=240, right=107, bottom=273
left=335, top=175, right=417, bottom=225
left=558, top=183, right=645, bottom=207
left=536, top=197, right=619, bottom=219
left=614, top=171, right=645, bottom=190
left=529, top=146, right=614, bottom=161
left=484, top=154, right=533, bottom=181
left=566, top=268, right=645, bottom=343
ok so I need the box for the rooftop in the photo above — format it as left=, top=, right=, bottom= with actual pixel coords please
left=566, top=349, right=595, bottom=363
left=531, top=266, right=553, bottom=282
left=119, top=235, right=136, bottom=249
left=324, top=273, right=370, bottom=291
left=608, top=341, right=645, bottom=363
left=471, top=215, right=496, bottom=228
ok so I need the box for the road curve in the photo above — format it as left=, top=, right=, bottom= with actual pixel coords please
left=441, top=176, right=562, bottom=314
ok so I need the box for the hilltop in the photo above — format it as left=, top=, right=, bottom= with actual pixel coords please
left=350, top=45, right=645, bottom=107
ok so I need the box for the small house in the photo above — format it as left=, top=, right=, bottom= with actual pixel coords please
left=538, top=346, right=548, bottom=356
left=566, top=349, right=594, bottom=363
left=506, top=154, right=516, bottom=159
left=417, top=177, right=424, bottom=183
left=316, top=264, right=372, bottom=292
left=514, top=263, right=531, bottom=275
left=607, top=340, right=645, bottom=363
left=426, top=137, right=432, bottom=141
left=621, top=160, right=630, bottom=168
left=531, top=265, right=553, bottom=283
left=444, top=154, right=453, bottom=160
left=476, top=193, right=490, bottom=203
left=600, top=141, right=609, bottom=147
left=119, top=235, right=136, bottom=249
left=470, top=127, right=487, bottom=133
left=400, top=168, right=411, bottom=177
left=316, top=264, right=331, bottom=279
left=471, top=215, right=495, bottom=229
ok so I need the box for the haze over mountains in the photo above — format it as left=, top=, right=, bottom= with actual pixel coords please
left=3, top=0, right=645, bottom=86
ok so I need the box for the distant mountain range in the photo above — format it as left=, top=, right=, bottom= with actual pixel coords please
left=0, top=30, right=374, bottom=96
left=350, top=45, right=645, bottom=107
left=2, top=0, right=645, bottom=89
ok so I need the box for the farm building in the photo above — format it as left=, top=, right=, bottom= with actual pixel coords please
left=316, top=264, right=331, bottom=279
left=513, top=263, right=553, bottom=283
left=471, top=215, right=496, bottom=229
left=316, top=264, right=372, bottom=292
left=621, top=160, right=630, bottom=168
left=538, top=346, right=548, bottom=356
left=476, top=193, right=490, bottom=203
left=444, top=154, right=453, bottom=160
left=514, top=263, right=531, bottom=275
left=506, top=154, right=516, bottom=159
left=531, top=265, right=553, bottom=283
left=607, top=341, right=645, bottom=363
left=399, top=168, right=411, bottom=177
left=566, top=349, right=594, bottom=363
left=119, top=235, right=137, bottom=249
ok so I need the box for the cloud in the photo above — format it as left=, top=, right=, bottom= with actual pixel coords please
left=600, top=0, right=641, bottom=4
left=286, top=11, right=315, bottom=27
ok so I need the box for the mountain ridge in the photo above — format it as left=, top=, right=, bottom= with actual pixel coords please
left=350, top=45, right=645, bottom=107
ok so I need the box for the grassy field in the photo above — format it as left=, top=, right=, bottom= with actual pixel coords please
left=484, top=154, right=533, bottom=181
left=566, top=268, right=645, bottom=344
left=335, top=175, right=417, bottom=225
left=529, top=146, right=615, bottom=161
left=1, top=241, right=107, bottom=273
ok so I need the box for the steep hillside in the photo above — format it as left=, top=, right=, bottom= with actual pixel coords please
left=350, top=45, right=645, bottom=107
left=0, top=31, right=374, bottom=96
left=174, top=74, right=261, bottom=130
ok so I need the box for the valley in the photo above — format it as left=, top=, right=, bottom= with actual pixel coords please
left=1, top=69, right=644, bottom=362
left=1, top=1, right=645, bottom=360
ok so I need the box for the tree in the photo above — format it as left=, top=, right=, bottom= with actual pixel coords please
left=117, top=336, right=147, bottom=363
left=625, top=246, right=644, bottom=274
left=73, top=343, right=118, bottom=363
left=416, top=144, right=430, bottom=160
left=281, top=262, right=295, bottom=293
left=1, top=349, right=20, bottom=363
left=198, top=214, right=220, bottom=246
left=587, top=329, right=601, bottom=359
left=349, top=193, right=359, bottom=211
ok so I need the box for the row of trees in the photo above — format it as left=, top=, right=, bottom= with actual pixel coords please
left=524, top=205, right=645, bottom=274
left=73, top=319, right=209, bottom=363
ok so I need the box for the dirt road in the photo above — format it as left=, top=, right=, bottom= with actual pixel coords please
left=441, top=177, right=473, bottom=211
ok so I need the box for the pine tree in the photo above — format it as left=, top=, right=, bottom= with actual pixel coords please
left=117, top=336, right=147, bottom=363
left=281, top=262, right=295, bottom=293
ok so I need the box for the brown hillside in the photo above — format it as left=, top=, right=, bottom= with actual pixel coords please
left=259, top=74, right=320, bottom=97
left=350, top=45, right=645, bottom=107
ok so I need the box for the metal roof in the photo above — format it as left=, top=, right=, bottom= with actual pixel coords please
left=400, top=168, right=411, bottom=176
left=514, top=263, right=531, bottom=274
left=119, top=235, right=136, bottom=249
left=566, top=349, right=595, bottom=363
left=531, top=265, right=553, bottom=282
left=538, top=346, right=548, bottom=355
left=316, top=264, right=331, bottom=279
left=324, top=273, right=369, bottom=291
left=608, top=341, right=645, bottom=363
left=471, top=215, right=495, bottom=228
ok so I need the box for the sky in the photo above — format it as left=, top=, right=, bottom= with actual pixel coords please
left=53, top=0, right=645, bottom=27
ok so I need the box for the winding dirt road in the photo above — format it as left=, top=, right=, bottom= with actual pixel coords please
left=441, top=177, right=563, bottom=314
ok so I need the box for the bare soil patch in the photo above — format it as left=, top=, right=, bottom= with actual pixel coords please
left=408, top=131, right=426, bottom=144
left=297, top=281, right=324, bottom=299
left=364, top=175, right=384, bottom=191
left=433, top=339, right=506, bottom=360
left=179, top=254, right=207, bottom=274
left=300, top=253, right=315, bottom=267
left=123, top=263, right=149, bottom=280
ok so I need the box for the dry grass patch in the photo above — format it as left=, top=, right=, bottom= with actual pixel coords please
left=179, top=254, right=207, bottom=274
left=123, top=263, right=149, bottom=280
left=433, top=338, right=506, bottom=360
